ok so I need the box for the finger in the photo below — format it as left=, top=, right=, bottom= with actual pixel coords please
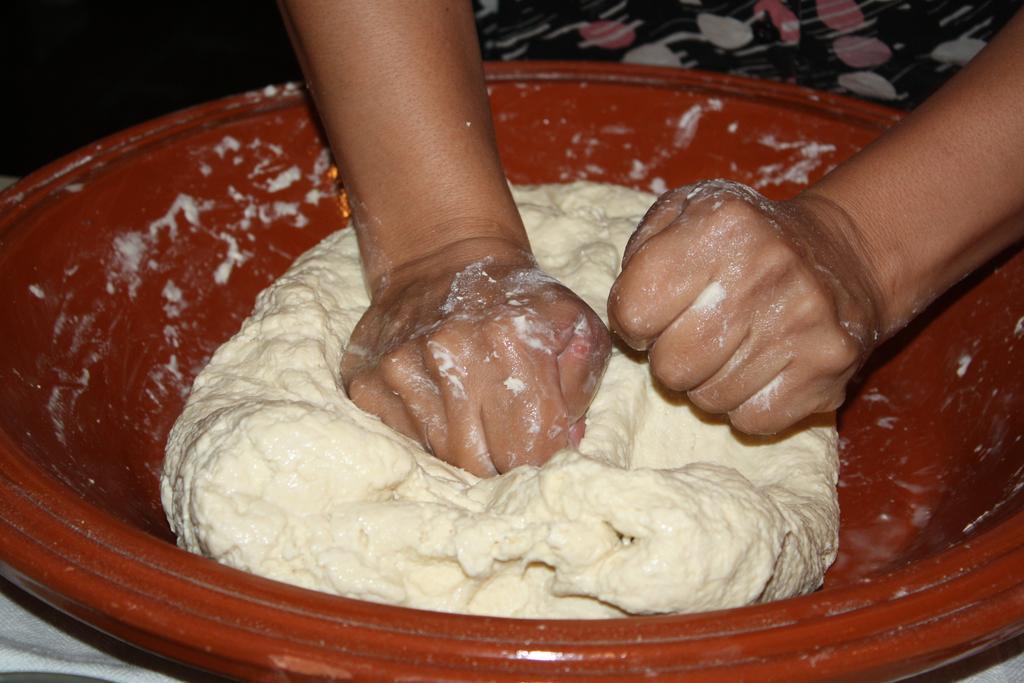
left=727, top=370, right=792, bottom=435
left=608, top=226, right=713, bottom=350
left=646, top=292, right=751, bottom=392
left=422, top=336, right=496, bottom=476
left=481, top=382, right=569, bottom=471
left=687, top=345, right=792, bottom=416
left=482, top=324, right=571, bottom=472
left=728, top=366, right=849, bottom=435
left=555, top=310, right=611, bottom=422
left=346, top=369, right=421, bottom=444
left=723, top=305, right=863, bottom=433
left=445, top=401, right=496, bottom=476
left=379, top=345, right=449, bottom=455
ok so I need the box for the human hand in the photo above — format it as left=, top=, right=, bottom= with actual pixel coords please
left=607, top=179, right=885, bottom=434
left=342, top=240, right=611, bottom=476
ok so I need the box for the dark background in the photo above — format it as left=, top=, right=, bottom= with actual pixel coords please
left=6, top=1, right=1020, bottom=180
left=2, top=0, right=302, bottom=178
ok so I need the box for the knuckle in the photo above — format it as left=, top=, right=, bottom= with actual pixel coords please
left=759, top=241, right=801, bottom=277
left=785, top=296, right=826, bottom=332
left=716, top=196, right=761, bottom=223
left=820, top=387, right=847, bottom=412
left=815, top=331, right=861, bottom=374
left=481, top=317, right=512, bottom=346
left=798, top=282, right=833, bottom=316
left=424, top=325, right=463, bottom=354
left=378, top=345, right=420, bottom=385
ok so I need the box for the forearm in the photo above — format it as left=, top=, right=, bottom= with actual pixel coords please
left=279, top=0, right=527, bottom=297
left=804, top=9, right=1024, bottom=335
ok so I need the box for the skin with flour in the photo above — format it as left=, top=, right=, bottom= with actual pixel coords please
left=161, top=182, right=840, bottom=619
left=278, top=1, right=611, bottom=476
left=608, top=11, right=1024, bottom=434
left=281, top=2, right=1024, bottom=467
left=182, top=1, right=1021, bottom=618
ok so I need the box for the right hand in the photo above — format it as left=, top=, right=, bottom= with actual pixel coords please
left=341, top=240, right=611, bottom=477
left=607, top=180, right=885, bottom=435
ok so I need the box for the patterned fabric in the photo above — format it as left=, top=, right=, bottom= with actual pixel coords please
left=475, top=0, right=1023, bottom=109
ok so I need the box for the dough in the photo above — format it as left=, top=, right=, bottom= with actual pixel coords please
left=161, top=181, right=839, bottom=619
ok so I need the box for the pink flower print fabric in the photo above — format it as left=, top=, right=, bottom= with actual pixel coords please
left=815, top=0, right=865, bottom=31
left=833, top=36, right=892, bottom=69
left=475, top=0, right=1022, bottom=109
left=755, top=0, right=800, bottom=44
left=578, top=20, right=638, bottom=50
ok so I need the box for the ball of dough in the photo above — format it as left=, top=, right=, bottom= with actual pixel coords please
left=161, top=181, right=839, bottom=619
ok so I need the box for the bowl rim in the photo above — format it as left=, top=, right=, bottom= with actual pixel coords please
left=2, top=61, right=1022, bottom=681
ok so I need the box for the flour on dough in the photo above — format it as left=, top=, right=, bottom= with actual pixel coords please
left=161, top=181, right=839, bottom=619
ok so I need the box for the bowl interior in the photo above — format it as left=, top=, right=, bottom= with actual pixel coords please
left=1, top=71, right=1022, bottom=598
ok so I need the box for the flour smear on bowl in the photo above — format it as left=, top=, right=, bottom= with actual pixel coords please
left=161, top=181, right=839, bottom=618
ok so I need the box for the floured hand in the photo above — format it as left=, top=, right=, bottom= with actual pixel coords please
left=608, top=179, right=885, bottom=435
left=342, top=240, right=611, bottom=476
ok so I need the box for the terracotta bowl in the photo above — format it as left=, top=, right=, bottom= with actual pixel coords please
left=1, top=63, right=1022, bottom=681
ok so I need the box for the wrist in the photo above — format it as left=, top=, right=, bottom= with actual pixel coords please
left=784, top=191, right=893, bottom=345
left=368, top=232, right=535, bottom=302
left=793, top=181, right=933, bottom=340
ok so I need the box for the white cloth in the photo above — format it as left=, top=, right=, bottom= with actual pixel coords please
left=0, top=578, right=221, bottom=682
left=1, top=577, right=1021, bottom=680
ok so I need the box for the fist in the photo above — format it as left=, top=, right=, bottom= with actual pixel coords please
left=342, top=252, right=611, bottom=476
left=608, top=179, right=883, bottom=434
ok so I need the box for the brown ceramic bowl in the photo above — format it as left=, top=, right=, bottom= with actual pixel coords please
left=1, top=63, right=1022, bottom=681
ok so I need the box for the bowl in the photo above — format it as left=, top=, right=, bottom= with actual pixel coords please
left=1, top=62, right=1022, bottom=681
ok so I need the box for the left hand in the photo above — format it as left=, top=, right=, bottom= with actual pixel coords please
left=342, top=242, right=611, bottom=476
